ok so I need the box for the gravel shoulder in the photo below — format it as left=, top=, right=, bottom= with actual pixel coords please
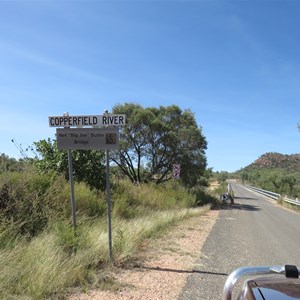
left=68, top=209, right=219, bottom=300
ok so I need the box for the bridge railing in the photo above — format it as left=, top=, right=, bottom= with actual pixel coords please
left=245, top=185, right=300, bottom=207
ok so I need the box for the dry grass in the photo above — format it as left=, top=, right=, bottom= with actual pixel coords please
left=68, top=208, right=219, bottom=300
left=0, top=206, right=212, bottom=299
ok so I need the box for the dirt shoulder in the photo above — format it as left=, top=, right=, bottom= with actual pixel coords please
left=68, top=209, right=219, bottom=300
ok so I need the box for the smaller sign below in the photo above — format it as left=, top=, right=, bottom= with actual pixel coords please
left=56, top=128, right=119, bottom=150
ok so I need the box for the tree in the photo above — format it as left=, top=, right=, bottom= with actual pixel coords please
left=240, top=171, right=249, bottom=183
left=279, top=175, right=296, bottom=196
left=217, top=171, right=229, bottom=183
left=0, top=153, right=24, bottom=173
left=111, top=103, right=207, bottom=187
left=34, top=139, right=106, bottom=190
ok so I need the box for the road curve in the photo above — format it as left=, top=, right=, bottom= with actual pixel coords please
left=180, top=183, right=300, bottom=300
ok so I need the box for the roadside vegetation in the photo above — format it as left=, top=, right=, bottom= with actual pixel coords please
left=235, top=152, right=300, bottom=198
left=0, top=104, right=218, bottom=299
left=0, top=165, right=215, bottom=299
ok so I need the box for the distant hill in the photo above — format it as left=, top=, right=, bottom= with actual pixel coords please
left=242, top=152, right=300, bottom=173
left=236, top=152, right=300, bottom=197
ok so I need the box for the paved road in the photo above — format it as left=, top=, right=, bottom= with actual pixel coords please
left=180, top=183, right=300, bottom=299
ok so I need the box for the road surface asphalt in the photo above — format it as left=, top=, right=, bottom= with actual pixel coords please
left=180, top=183, right=300, bottom=300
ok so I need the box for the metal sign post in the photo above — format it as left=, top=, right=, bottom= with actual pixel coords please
left=62, top=112, right=77, bottom=229
left=67, top=149, right=77, bottom=229
left=106, top=149, right=112, bottom=261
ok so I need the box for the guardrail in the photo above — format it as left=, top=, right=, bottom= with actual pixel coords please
left=283, top=196, right=300, bottom=206
left=245, top=185, right=300, bottom=207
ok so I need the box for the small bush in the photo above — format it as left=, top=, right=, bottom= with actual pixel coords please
left=75, top=183, right=106, bottom=217
left=0, top=169, right=107, bottom=242
left=112, top=180, right=197, bottom=212
left=113, top=193, right=139, bottom=219
left=0, top=172, right=52, bottom=237
left=0, top=219, right=24, bottom=250
left=55, top=222, right=87, bottom=254
left=194, top=188, right=218, bottom=206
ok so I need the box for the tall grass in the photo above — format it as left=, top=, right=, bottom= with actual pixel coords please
left=0, top=168, right=214, bottom=299
left=0, top=206, right=210, bottom=299
left=111, top=180, right=197, bottom=219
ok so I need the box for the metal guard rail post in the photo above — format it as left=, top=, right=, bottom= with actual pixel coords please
left=245, top=185, right=300, bottom=207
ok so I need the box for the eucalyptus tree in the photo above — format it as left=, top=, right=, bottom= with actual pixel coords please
left=112, top=103, right=207, bottom=187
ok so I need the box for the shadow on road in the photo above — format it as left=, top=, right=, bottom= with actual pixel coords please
left=139, top=266, right=228, bottom=276
left=234, top=196, right=258, bottom=200
left=217, top=203, right=261, bottom=211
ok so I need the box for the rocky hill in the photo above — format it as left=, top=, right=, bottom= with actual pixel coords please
left=243, top=152, right=300, bottom=172
left=236, top=152, right=300, bottom=198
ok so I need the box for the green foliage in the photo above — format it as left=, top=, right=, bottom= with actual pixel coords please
left=0, top=206, right=210, bottom=299
left=0, top=168, right=107, bottom=245
left=0, top=229, right=97, bottom=299
left=33, top=139, right=66, bottom=172
left=237, top=168, right=299, bottom=197
left=113, top=193, right=139, bottom=219
left=74, top=183, right=106, bottom=217
left=236, top=152, right=300, bottom=198
left=0, top=218, right=23, bottom=250
left=55, top=222, right=88, bottom=255
left=0, top=166, right=213, bottom=242
left=34, top=138, right=106, bottom=190
left=0, top=156, right=215, bottom=298
left=0, top=153, right=25, bottom=173
left=112, top=103, right=207, bottom=188
left=32, top=103, right=208, bottom=190
left=216, top=171, right=229, bottom=183
left=0, top=171, right=53, bottom=237
left=240, top=171, right=249, bottom=183
left=193, top=188, right=218, bottom=206
left=112, top=180, right=198, bottom=215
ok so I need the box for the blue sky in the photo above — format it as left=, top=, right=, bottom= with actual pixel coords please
left=1, top=0, right=300, bottom=172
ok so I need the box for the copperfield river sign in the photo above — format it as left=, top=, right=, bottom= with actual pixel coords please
left=49, top=114, right=125, bottom=127
left=49, top=112, right=124, bottom=261
left=56, top=127, right=119, bottom=150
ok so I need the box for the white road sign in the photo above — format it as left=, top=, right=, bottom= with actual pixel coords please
left=49, top=114, right=126, bottom=127
left=56, top=127, right=120, bottom=150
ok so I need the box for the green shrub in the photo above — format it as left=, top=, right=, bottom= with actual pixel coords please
left=113, top=193, right=139, bottom=219
left=0, top=168, right=108, bottom=243
left=0, top=172, right=52, bottom=237
left=0, top=167, right=214, bottom=298
left=112, top=180, right=197, bottom=211
left=55, top=222, right=88, bottom=255
left=74, top=183, right=106, bottom=217
left=194, top=188, right=218, bottom=206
